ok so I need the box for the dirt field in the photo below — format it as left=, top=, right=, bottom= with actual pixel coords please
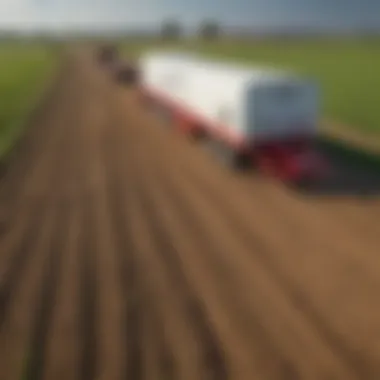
left=1, top=48, right=380, bottom=380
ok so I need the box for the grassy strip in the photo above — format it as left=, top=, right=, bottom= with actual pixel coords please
left=317, top=136, right=380, bottom=171
left=0, top=44, right=60, bottom=160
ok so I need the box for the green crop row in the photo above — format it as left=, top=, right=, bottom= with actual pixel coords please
left=0, top=43, right=59, bottom=159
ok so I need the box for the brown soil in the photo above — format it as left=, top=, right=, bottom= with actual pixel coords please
left=0, top=48, right=380, bottom=380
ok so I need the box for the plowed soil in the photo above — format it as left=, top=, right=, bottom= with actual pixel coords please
left=1, top=48, right=380, bottom=380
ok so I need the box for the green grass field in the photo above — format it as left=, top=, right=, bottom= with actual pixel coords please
left=123, top=39, right=380, bottom=136
left=0, top=43, right=59, bottom=159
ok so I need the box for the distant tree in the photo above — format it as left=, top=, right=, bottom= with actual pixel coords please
left=198, top=19, right=221, bottom=40
left=161, top=19, right=182, bottom=40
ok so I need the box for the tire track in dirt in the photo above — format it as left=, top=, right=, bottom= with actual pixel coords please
left=230, top=181, right=380, bottom=370
left=110, top=90, right=229, bottom=379
left=128, top=175, right=217, bottom=379
left=78, top=193, right=98, bottom=380
left=41, top=205, right=81, bottom=380
left=73, top=49, right=129, bottom=380
left=22, top=202, right=70, bottom=380
left=133, top=163, right=289, bottom=379
left=138, top=162, right=301, bottom=378
left=114, top=91, right=291, bottom=379
left=82, top=59, right=125, bottom=380
left=39, top=52, right=93, bottom=380
left=105, top=136, right=144, bottom=380
left=120, top=115, right=356, bottom=379
left=0, top=204, right=57, bottom=380
left=0, top=201, right=48, bottom=328
left=22, top=56, right=89, bottom=380
left=124, top=90, right=376, bottom=378
left=124, top=181, right=205, bottom=380
left=53, top=51, right=102, bottom=380
left=312, top=200, right=380, bottom=241
left=116, top=88, right=378, bottom=378
left=105, top=151, right=144, bottom=380
left=76, top=72, right=100, bottom=380
left=239, top=178, right=380, bottom=261
left=104, top=90, right=175, bottom=380
left=157, top=163, right=362, bottom=379
left=0, top=137, right=69, bottom=331
left=137, top=173, right=229, bottom=380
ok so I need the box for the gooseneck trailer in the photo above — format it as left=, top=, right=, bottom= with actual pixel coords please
left=137, top=52, right=328, bottom=184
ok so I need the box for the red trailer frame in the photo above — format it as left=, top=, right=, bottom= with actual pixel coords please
left=140, top=85, right=328, bottom=184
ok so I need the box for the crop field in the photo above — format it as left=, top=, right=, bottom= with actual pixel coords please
left=1, top=46, right=380, bottom=380
left=0, top=43, right=58, bottom=158
left=122, top=39, right=380, bottom=137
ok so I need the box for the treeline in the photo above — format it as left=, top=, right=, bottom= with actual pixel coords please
left=160, top=19, right=222, bottom=40
left=156, top=20, right=380, bottom=41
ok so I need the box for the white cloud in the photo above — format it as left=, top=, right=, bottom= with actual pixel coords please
left=0, top=0, right=378, bottom=31
left=0, top=0, right=164, bottom=30
left=0, top=0, right=36, bottom=26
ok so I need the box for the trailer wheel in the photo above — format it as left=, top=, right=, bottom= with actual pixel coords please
left=230, top=151, right=250, bottom=170
left=115, top=66, right=139, bottom=86
left=221, top=142, right=250, bottom=170
left=189, top=126, right=207, bottom=142
left=209, top=139, right=250, bottom=171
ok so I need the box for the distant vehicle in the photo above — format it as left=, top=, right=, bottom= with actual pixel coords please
left=113, top=61, right=139, bottom=86
left=96, top=44, right=138, bottom=86
left=138, top=51, right=328, bottom=185
left=97, top=44, right=118, bottom=65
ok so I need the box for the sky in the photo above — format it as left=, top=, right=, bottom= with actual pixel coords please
left=0, top=0, right=379, bottom=32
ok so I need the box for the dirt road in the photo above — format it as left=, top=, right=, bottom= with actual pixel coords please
left=1, top=49, right=380, bottom=380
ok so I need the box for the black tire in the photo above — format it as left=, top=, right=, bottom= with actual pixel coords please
left=115, top=67, right=138, bottom=86
left=208, top=139, right=250, bottom=170
left=228, top=150, right=250, bottom=171
left=189, top=127, right=207, bottom=142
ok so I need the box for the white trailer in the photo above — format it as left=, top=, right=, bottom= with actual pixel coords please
left=138, top=51, right=327, bottom=183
